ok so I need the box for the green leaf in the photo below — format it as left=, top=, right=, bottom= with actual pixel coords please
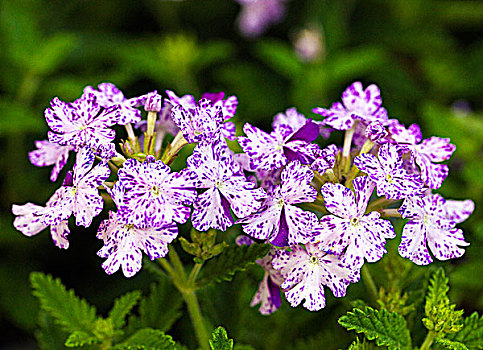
left=64, top=331, right=100, bottom=348
left=197, top=243, right=270, bottom=287
left=109, top=291, right=142, bottom=330
left=426, top=268, right=450, bottom=308
left=434, top=337, right=469, bottom=350
left=347, top=337, right=381, bottom=350
left=338, top=307, right=412, bottom=350
left=447, top=312, right=483, bottom=349
left=423, top=269, right=464, bottom=334
left=126, top=277, right=183, bottom=335
left=209, top=327, right=233, bottom=350
left=114, top=328, right=176, bottom=350
left=36, top=311, right=69, bottom=350
left=30, top=272, right=97, bottom=334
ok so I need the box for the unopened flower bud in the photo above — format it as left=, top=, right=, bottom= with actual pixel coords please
left=144, top=91, right=162, bottom=112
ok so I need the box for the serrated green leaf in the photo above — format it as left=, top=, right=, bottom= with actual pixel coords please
left=65, top=331, right=100, bottom=348
left=209, top=327, right=233, bottom=350
left=447, top=312, right=483, bottom=349
left=109, top=291, right=142, bottom=330
left=114, top=328, right=175, bottom=350
left=126, top=277, right=183, bottom=335
left=424, top=269, right=464, bottom=334
left=347, top=337, right=381, bottom=350
left=36, top=311, right=69, bottom=350
left=30, top=272, right=97, bottom=334
left=338, top=307, right=412, bottom=350
left=426, top=268, right=450, bottom=308
left=434, top=337, right=469, bottom=350
left=197, top=243, right=270, bottom=287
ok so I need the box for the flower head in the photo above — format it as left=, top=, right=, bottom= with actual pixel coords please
left=354, top=143, right=425, bottom=200
left=238, top=108, right=320, bottom=171
left=313, top=82, right=388, bottom=131
left=388, top=120, right=455, bottom=189
left=117, top=156, right=199, bottom=228
left=83, top=83, right=144, bottom=124
left=187, top=140, right=266, bottom=231
left=237, top=160, right=318, bottom=247
left=398, top=194, right=471, bottom=265
left=46, top=92, right=120, bottom=149
left=273, top=243, right=360, bottom=311
left=311, top=176, right=395, bottom=267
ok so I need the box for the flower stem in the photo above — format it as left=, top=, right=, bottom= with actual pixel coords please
left=159, top=248, right=210, bottom=350
left=361, top=264, right=378, bottom=304
left=420, top=330, right=437, bottom=350
left=183, top=291, right=210, bottom=350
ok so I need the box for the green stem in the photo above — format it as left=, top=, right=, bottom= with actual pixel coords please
left=362, top=265, right=378, bottom=304
left=168, top=247, right=186, bottom=279
left=420, top=330, right=437, bottom=350
left=183, top=291, right=210, bottom=350
left=188, top=263, right=203, bottom=284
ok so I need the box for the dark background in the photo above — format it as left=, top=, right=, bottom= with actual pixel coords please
left=0, top=0, right=481, bottom=348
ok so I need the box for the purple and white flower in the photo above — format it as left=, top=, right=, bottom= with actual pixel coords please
left=273, top=243, right=360, bottom=311
left=238, top=108, right=320, bottom=171
left=29, top=140, right=74, bottom=182
left=171, top=98, right=223, bottom=144
left=354, top=143, right=425, bottom=200
left=313, top=82, right=388, bottom=131
left=41, top=147, right=110, bottom=227
left=12, top=191, right=70, bottom=249
left=117, top=156, right=199, bottom=228
left=237, top=160, right=318, bottom=247
left=84, top=83, right=145, bottom=124
left=236, top=236, right=283, bottom=315
left=46, top=92, right=120, bottom=149
left=311, top=176, right=395, bottom=267
left=388, top=120, right=455, bottom=189
left=96, top=182, right=178, bottom=278
left=398, top=194, right=471, bottom=265
left=187, top=140, right=266, bottom=231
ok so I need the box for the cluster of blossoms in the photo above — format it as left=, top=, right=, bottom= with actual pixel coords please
left=13, top=81, right=474, bottom=312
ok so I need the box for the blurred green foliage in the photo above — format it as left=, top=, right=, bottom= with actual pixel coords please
left=0, top=0, right=481, bottom=348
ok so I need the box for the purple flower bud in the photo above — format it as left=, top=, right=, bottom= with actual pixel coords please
left=144, top=91, right=162, bottom=112
left=365, top=120, right=387, bottom=142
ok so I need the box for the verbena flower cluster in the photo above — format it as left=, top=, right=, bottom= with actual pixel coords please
left=13, top=82, right=474, bottom=312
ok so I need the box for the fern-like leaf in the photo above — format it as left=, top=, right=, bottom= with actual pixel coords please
left=338, top=307, right=412, bottom=350
left=434, top=337, right=469, bottom=350
left=30, top=272, right=97, bottom=334
left=426, top=268, right=450, bottom=308
left=126, top=277, right=183, bottom=335
left=447, top=312, right=483, bottom=349
left=36, top=311, right=69, bottom=350
left=113, top=328, right=176, bottom=350
left=209, top=327, right=233, bottom=350
left=197, top=243, right=270, bottom=287
left=65, top=331, right=100, bottom=348
left=109, top=291, right=142, bottom=330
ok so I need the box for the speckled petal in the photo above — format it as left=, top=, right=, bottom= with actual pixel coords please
left=320, top=183, right=357, bottom=219
left=399, top=221, right=433, bottom=265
